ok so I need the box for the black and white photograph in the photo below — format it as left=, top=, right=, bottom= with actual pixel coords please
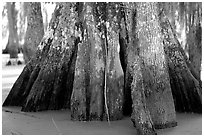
left=1, top=1, right=202, bottom=135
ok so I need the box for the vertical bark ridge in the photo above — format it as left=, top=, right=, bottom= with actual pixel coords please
left=71, top=3, right=105, bottom=121
left=71, top=2, right=125, bottom=121
left=105, top=2, right=124, bottom=121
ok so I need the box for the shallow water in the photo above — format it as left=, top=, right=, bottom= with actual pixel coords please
left=2, top=63, right=202, bottom=135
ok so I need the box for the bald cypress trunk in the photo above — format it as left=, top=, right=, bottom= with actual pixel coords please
left=105, top=3, right=124, bottom=120
left=71, top=2, right=124, bottom=121
left=23, top=2, right=44, bottom=63
left=132, top=2, right=177, bottom=129
left=119, top=3, right=177, bottom=132
left=3, top=3, right=79, bottom=112
left=3, top=2, right=201, bottom=135
left=159, top=8, right=202, bottom=113
left=71, top=3, right=105, bottom=121
left=119, top=5, right=156, bottom=130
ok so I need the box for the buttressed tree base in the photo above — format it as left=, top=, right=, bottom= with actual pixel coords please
left=3, top=2, right=202, bottom=135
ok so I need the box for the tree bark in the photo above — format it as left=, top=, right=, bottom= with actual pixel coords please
left=22, top=3, right=79, bottom=112
left=119, top=5, right=156, bottom=130
left=130, top=55, right=156, bottom=135
left=118, top=2, right=177, bottom=133
left=134, top=2, right=177, bottom=129
left=159, top=7, right=202, bottom=113
left=23, top=2, right=44, bottom=63
left=105, top=3, right=124, bottom=121
left=3, top=5, right=57, bottom=107
left=71, top=3, right=105, bottom=121
left=3, top=2, right=201, bottom=135
left=71, top=2, right=124, bottom=121
left=3, top=3, right=79, bottom=113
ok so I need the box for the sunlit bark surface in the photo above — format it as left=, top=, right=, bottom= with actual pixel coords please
left=135, top=3, right=177, bottom=129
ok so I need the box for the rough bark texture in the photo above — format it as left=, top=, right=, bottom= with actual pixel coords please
left=23, top=2, right=44, bottom=63
left=130, top=56, right=156, bottom=135
left=118, top=4, right=157, bottom=133
left=106, top=3, right=124, bottom=121
left=71, top=2, right=124, bottom=121
left=71, top=3, right=105, bottom=121
left=134, top=2, right=177, bottom=129
left=3, top=3, right=79, bottom=112
left=119, top=3, right=177, bottom=131
left=3, top=29, right=51, bottom=107
left=3, top=2, right=201, bottom=135
left=159, top=9, right=202, bottom=113
left=117, top=2, right=178, bottom=133
left=6, top=2, right=19, bottom=59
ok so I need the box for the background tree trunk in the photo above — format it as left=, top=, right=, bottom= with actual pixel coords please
left=23, top=2, right=44, bottom=63
left=17, top=2, right=27, bottom=49
left=186, top=3, right=202, bottom=80
left=6, top=2, right=19, bottom=59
